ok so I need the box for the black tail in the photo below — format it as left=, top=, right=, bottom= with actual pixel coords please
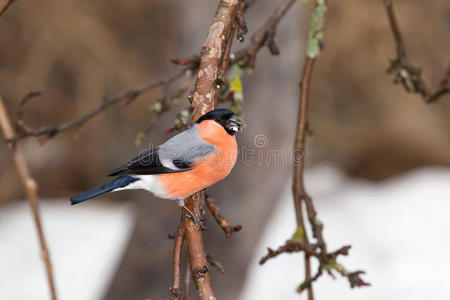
left=70, top=176, right=139, bottom=205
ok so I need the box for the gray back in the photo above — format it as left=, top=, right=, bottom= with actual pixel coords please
left=158, top=124, right=217, bottom=166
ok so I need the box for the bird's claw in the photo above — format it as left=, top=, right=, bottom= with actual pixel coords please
left=184, top=209, right=205, bottom=230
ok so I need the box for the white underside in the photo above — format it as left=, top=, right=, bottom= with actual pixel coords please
left=112, top=175, right=168, bottom=199
left=112, top=175, right=187, bottom=206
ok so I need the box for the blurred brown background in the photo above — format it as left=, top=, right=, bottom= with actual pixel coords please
left=0, top=0, right=449, bottom=299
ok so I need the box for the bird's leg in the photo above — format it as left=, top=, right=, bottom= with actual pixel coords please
left=183, top=205, right=205, bottom=231
left=177, top=198, right=205, bottom=230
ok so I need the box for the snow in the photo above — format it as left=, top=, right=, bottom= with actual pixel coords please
left=2, top=166, right=450, bottom=299
left=239, top=166, right=450, bottom=300
left=0, top=201, right=134, bottom=300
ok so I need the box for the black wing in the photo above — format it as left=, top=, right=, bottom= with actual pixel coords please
left=107, top=147, right=191, bottom=176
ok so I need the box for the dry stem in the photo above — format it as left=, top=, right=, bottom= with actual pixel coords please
left=382, top=0, right=449, bottom=103
left=7, top=68, right=192, bottom=142
left=170, top=216, right=186, bottom=300
left=293, top=57, right=317, bottom=300
left=233, top=0, right=297, bottom=68
left=260, top=0, right=369, bottom=297
left=0, top=96, right=57, bottom=300
left=205, top=195, right=242, bottom=238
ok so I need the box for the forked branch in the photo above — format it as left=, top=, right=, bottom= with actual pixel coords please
left=260, top=1, right=369, bottom=298
left=382, top=0, right=449, bottom=103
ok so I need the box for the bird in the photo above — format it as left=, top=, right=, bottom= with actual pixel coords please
left=70, top=108, right=243, bottom=222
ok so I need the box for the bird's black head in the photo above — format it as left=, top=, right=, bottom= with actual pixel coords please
left=196, top=108, right=243, bottom=135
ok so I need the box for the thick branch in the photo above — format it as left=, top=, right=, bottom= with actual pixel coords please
left=382, top=0, right=449, bottom=103
left=190, top=0, right=241, bottom=120
left=0, top=96, right=57, bottom=300
left=183, top=265, right=191, bottom=300
left=218, top=1, right=244, bottom=81
left=184, top=191, right=213, bottom=300
left=184, top=2, right=241, bottom=299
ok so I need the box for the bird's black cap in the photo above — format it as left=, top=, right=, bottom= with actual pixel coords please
left=195, top=108, right=243, bottom=135
left=195, top=108, right=235, bottom=123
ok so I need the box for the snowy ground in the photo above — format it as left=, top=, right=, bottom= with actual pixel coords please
left=0, top=201, right=134, bottom=300
left=1, top=166, right=450, bottom=299
left=239, top=166, right=450, bottom=300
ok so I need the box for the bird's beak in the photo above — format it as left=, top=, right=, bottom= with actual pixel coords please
left=227, top=115, right=245, bottom=132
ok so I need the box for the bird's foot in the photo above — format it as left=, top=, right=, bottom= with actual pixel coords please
left=183, top=206, right=205, bottom=231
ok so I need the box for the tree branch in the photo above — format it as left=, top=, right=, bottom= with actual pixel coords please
left=293, top=56, right=317, bottom=300
left=6, top=0, right=297, bottom=144
left=260, top=1, right=369, bottom=297
left=206, top=253, right=226, bottom=274
left=170, top=216, right=186, bottom=300
left=232, top=0, right=297, bottom=68
left=205, top=195, right=242, bottom=238
left=218, top=0, right=244, bottom=82
left=0, top=95, right=58, bottom=300
left=184, top=190, right=213, bottom=300
left=382, top=0, right=449, bottom=103
left=7, top=67, right=193, bottom=143
left=183, top=2, right=241, bottom=299
left=259, top=240, right=317, bottom=265
left=183, top=264, right=191, bottom=300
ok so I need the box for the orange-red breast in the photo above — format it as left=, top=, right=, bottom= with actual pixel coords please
left=70, top=109, right=243, bottom=214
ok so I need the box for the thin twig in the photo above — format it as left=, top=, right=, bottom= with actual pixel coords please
left=297, top=267, right=323, bottom=293
left=260, top=0, right=369, bottom=297
left=290, top=2, right=327, bottom=297
left=259, top=240, right=316, bottom=265
left=183, top=265, right=191, bottom=300
left=16, top=91, right=43, bottom=121
left=6, top=67, right=192, bottom=142
left=170, top=216, right=186, bottom=300
left=206, top=253, right=226, bottom=274
left=382, top=0, right=449, bottom=103
left=293, top=57, right=317, bottom=300
left=205, top=195, right=242, bottom=238
left=7, top=0, right=294, bottom=144
left=293, top=0, right=368, bottom=293
left=135, top=74, right=195, bottom=146
left=0, top=0, right=14, bottom=19
left=0, top=96, right=58, bottom=300
left=233, top=0, right=297, bottom=68
left=218, top=0, right=245, bottom=82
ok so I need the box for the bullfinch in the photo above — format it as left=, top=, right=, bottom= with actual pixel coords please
left=70, top=108, right=243, bottom=219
